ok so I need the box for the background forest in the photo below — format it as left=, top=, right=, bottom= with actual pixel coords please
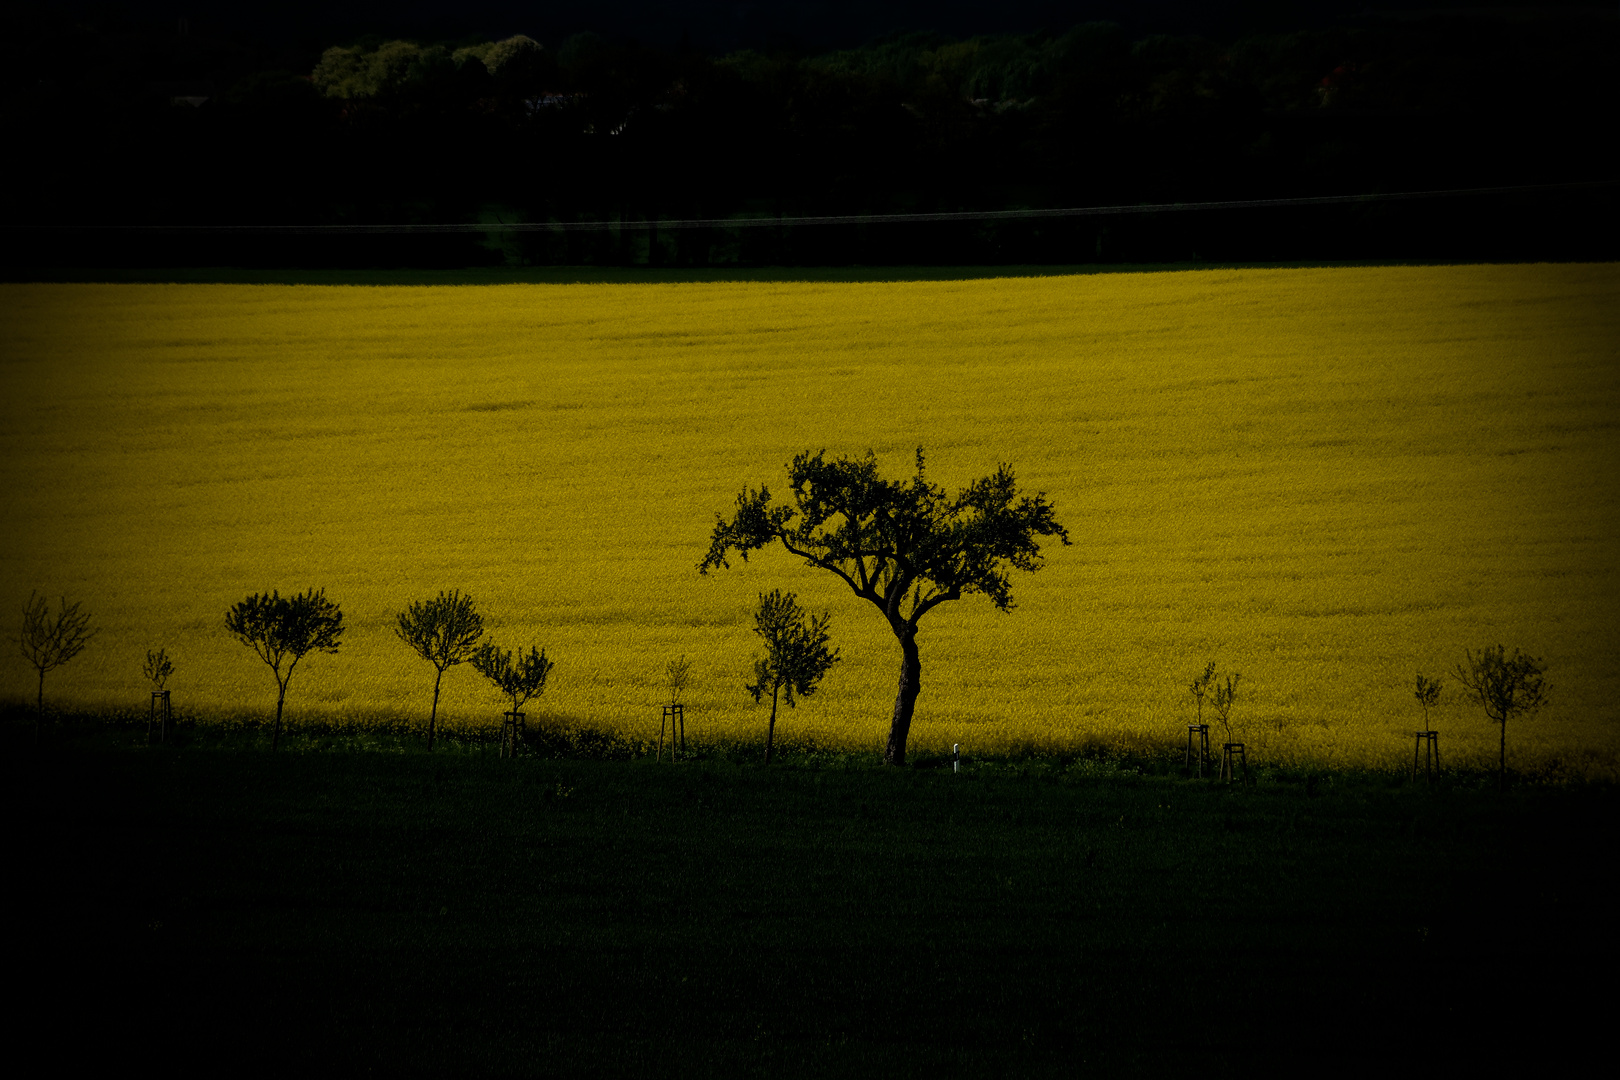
left=3, top=4, right=1615, bottom=264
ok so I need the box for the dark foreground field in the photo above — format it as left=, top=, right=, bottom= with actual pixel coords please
left=10, top=736, right=1614, bottom=1076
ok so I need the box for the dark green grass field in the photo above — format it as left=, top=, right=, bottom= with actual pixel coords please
left=11, top=727, right=1614, bottom=1076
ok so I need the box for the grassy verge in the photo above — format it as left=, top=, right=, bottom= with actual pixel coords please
left=10, top=716, right=1612, bottom=1075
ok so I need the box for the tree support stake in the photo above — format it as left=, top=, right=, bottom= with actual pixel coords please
left=658, top=704, right=685, bottom=762
left=1412, top=729, right=1440, bottom=784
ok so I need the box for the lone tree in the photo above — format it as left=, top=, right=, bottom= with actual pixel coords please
left=20, top=591, right=97, bottom=744
left=395, top=590, right=485, bottom=751
left=225, top=589, right=344, bottom=752
left=1454, top=645, right=1547, bottom=791
left=471, top=642, right=554, bottom=718
left=701, top=448, right=1069, bottom=766
left=745, top=589, right=841, bottom=765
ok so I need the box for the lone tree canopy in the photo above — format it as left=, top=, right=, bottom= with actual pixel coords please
left=225, top=588, right=344, bottom=752
left=1454, top=645, right=1547, bottom=791
left=746, top=589, right=841, bottom=765
left=701, top=448, right=1069, bottom=765
left=395, top=590, right=485, bottom=751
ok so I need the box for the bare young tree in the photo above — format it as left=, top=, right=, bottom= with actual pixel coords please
left=745, top=590, right=840, bottom=765
left=225, top=589, right=344, bottom=752
left=701, top=447, right=1069, bottom=766
left=1414, top=672, right=1442, bottom=730
left=20, top=591, right=97, bottom=744
left=1188, top=660, right=1216, bottom=727
left=1212, top=672, right=1242, bottom=745
left=395, top=590, right=485, bottom=751
left=665, top=655, right=692, bottom=705
left=143, top=647, right=175, bottom=691
left=1454, top=645, right=1547, bottom=791
left=144, top=647, right=176, bottom=744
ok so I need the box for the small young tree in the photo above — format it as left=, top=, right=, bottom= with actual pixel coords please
left=143, top=648, right=175, bottom=691
left=144, top=647, right=176, bottom=742
left=470, top=642, right=554, bottom=718
left=20, top=592, right=98, bottom=744
left=225, top=589, right=344, bottom=752
left=1414, top=672, right=1442, bottom=730
left=1188, top=660, right=1216, bottom=727
left=665, top=655, right=692, bottom=705
left=745, top=590, right=840, bottom=765
left=1212, top=672, right=1242, bottom=744
left=1454, top=645, right=1547, bottom=792
left=395, top=590, right=485, bottom=751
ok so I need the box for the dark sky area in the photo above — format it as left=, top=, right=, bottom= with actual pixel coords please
left=29, top=1, right=1610, bottom=51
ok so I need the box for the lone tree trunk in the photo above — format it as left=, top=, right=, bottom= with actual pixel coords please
left=1499, top=717, right=1508, bottom=793
left=34, top=668, right=45, bottom=745
left=884, top=630, right=921, bottom=767
left=428, top=666, right=444, bottom=752
left=272, top=679, right=288, bottom=752
left=764, top=682, right=780, bottom=765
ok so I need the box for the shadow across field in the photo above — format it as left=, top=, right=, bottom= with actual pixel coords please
left=10, top=728, right=1612, bottom=1075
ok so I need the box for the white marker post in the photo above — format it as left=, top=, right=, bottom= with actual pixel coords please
left=952, top=743, right=960, bottom=774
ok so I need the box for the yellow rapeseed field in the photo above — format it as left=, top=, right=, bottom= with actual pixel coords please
left=2, top=265, right=1617, bottom=776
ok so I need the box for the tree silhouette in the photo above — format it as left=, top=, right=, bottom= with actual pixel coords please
left=1212, top=672, right=1242, bottom=744
left=745, top=590, right=840, bottom=765
left=144, top=646, right=176, bottom=744
left=395, top=590, right=485, bottom=751
left=20, top=591, right=97, bottom=744
left=665, top=655, right=692, bottom=705
left=1188, top=660, right=1216, bottom=727
left=1414, top=672, right=1442, bottom=730
left=470, top=642, right=554, bottom=717
left=143, top=647, right=174, bottom=691
left=1454, top=645, right=1547, bottom=792
left=225, top=589, right=344, bottom=752
left=701, top=447, right=1068, bottom=765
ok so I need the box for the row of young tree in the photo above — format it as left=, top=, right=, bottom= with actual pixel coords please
left=19, top=583, right=829, bottom=762
left=1184, top=649, right=1549, bottom=792
left=17, top=447, right=1549, bottom=782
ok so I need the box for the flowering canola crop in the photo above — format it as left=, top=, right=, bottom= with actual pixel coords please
left=2, top=265, right=1616, bottom=776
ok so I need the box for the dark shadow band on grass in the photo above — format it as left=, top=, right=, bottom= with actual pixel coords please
left=7, top=703, right=1612, bottom=788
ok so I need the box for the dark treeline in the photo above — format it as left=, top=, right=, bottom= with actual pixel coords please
left=5, top=6, right=1615, bottom=267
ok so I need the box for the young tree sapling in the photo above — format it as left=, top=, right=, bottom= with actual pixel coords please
left=225, top=588, right=344, bottom=752
left=1454, top=645, right=1547, bottom=792
left=20, top=592, right=97, bottom=744
left=395, top=590, right=485, bottom=751
left=745, top=589, right=840, bottom=765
